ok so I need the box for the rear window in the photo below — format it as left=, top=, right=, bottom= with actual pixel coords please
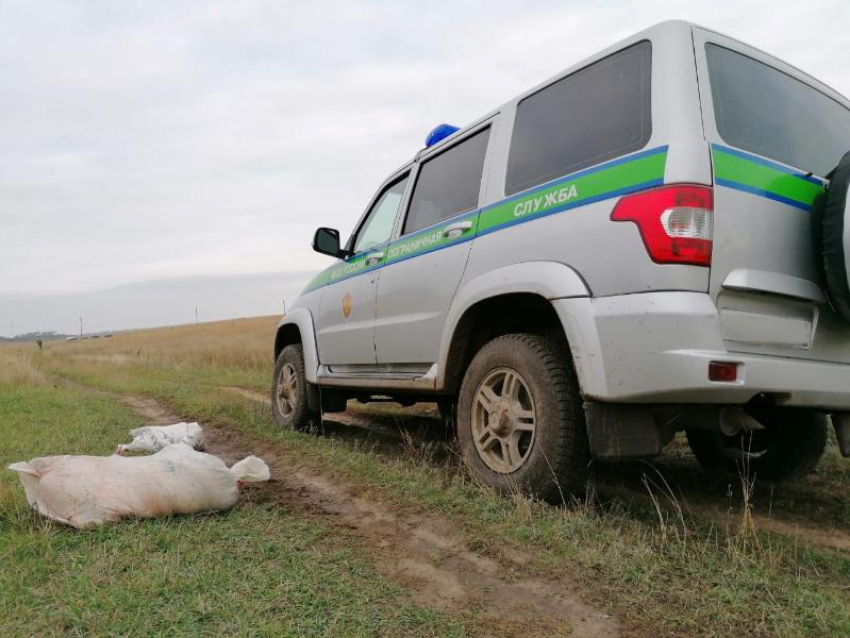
left=706, top=44, right=850, bottom=177
left=506, top=41, right=652, bottom=196
left=403, top=128, right=490, bottom=234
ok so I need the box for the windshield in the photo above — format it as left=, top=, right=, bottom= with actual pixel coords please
left=706, top=44, right=850, bottom=177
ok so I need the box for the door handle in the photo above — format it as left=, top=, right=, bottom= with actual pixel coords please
left=442, top=220, right=473, bottom=239
left=365, top=252, right=385, bottom=267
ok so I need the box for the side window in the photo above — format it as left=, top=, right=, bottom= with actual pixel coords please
left=706, top=44, right=850, bottom=177
left=403, top=128, right=490, bottom=235
left=506, top=41, right=652, bottom=196
left=352, top=174, right=409, bottom=254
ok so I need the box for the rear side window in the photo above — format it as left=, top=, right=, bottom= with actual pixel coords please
left=706, top=44, right=850, bottom=177
left=506, top=41, right=652, bottom=196
left=403, top=128, right=490, bottom=234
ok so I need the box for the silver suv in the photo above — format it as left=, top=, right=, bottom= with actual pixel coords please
left=271, top=20, right=850, bottom=501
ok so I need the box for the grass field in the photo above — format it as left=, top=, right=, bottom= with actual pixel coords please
left=0, top=349, right=465, bottom=637
left=4, top=316, right=850, bottom=636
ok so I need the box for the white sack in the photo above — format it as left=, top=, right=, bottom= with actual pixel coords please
left=230, top=455, right=271, bottom=483
left=116, top=422, right=204, bottom=454
left=7, top=444, right=268, bottom=529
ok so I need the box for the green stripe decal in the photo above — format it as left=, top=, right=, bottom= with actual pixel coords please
left=712, top=145, right=825, bottom=210
left=478, top=147, right=667, bottom=234
left=384, top=213, right=479, bottom=264
left=303, top=250, right=374, bottom=292
left=302, top=211, right=481, bottom=293
left=303, top=146, right=668, bottom=293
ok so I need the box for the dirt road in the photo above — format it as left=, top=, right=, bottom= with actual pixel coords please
left=118, top=392, right=620, bottom=638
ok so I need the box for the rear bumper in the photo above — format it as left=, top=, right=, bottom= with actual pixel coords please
left=553, top=292, right=850, bottom=409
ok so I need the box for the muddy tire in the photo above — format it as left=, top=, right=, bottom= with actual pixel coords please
left=271, top=344, right=318, bottom=431
left=457, top=333, right=589, bottom=502
left=686, top=408, right=828, bottom=482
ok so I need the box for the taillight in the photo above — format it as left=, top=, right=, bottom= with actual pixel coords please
left=611, top=185, right=713, bottom=267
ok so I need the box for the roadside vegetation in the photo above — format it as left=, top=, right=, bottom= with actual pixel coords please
left=4, top=318, right=850, bottom=636
left=0, top=348, right=465, bottom=637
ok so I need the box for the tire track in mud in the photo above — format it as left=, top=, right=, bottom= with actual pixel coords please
left=596, top=464, right=850, bottom=554
left=222, top=385, right=850, bottom=555
left=707, top=506, right=850, bottom=551
left=118, top=390, right=620, bottom=638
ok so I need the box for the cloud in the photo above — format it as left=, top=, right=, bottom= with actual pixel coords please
left=1, top=0, right=848, bottom=330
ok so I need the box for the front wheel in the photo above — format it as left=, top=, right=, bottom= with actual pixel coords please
left=686, top=408, right=828, bottom=482
left=271, top=344, right=318, bottom=430
left=456, top=333, right=590, bottom=503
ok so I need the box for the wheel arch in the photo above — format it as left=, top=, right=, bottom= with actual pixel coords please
left=437, top=262, right=591, bottom=395
left=274, top=307, right=320, bottom=384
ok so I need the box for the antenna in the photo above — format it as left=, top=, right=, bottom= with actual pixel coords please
left=79, top=317, right=83, bottom=337
left=195, top=307, right=198, bottom=326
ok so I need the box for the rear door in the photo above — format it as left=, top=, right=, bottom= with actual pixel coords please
left=694, top=27, right=850, bottom=362
left=374, top=121, right=494, bottom=366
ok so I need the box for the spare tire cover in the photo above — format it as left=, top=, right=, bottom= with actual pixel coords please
left=818, top=150, right=850, bottom=323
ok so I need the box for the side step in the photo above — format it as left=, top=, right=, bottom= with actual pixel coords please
left=315, top=364, right=438, bottom=392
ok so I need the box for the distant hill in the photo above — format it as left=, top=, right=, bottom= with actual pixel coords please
left=0, top=331, right=71, bottom=343
left=0, top=270, right=315, bottom=337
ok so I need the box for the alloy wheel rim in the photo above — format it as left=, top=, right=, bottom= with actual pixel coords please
left=471, top=367, right=536, bottom=473
left=277, top=363, right=298, bottom=418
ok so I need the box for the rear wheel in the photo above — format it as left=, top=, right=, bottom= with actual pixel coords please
left=457, top=333, right=589, bottom=502
left=686, top=408, right=828, bottom=482
left=271, top=344, right=318, bottom=431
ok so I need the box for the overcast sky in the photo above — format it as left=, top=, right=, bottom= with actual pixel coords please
left=2, top=1, right=849, bottom=334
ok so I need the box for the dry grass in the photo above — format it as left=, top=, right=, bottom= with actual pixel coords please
left=45, top=316, right=278, bottom=385
left=0, top=347, right=48, bottom=386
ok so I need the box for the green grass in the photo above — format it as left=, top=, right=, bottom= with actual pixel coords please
left=0, top=371, right=464, bottom=637
left=38, top=352, right=850, bottom=638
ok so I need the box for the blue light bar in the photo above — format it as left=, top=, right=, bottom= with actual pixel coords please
left=425, top=123, right=460, bottom=148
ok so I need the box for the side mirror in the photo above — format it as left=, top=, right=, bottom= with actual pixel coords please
left=312, top=227, right=349, bottom=259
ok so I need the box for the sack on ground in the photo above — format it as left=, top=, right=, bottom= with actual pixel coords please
left=230, top=455, right=271, bottom=483
left=116, top=422, right=204, bottom=454
left=8, top=444, right=269, bottom=529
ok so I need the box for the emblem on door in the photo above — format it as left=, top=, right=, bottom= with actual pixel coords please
left=342, top=292, right=353, bottom=319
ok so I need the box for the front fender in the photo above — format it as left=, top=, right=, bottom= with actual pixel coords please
left=275, top=307, right=320, bottom=384
left=436, top=261, right=591, bottom=388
